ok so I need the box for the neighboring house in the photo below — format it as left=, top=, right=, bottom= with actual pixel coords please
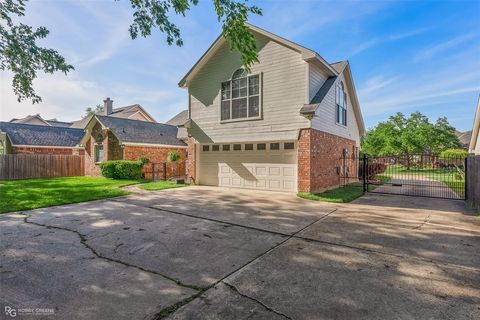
left=178, top=23, right=365, bottom=193
left=455, top=130, right=472, bottom=150
left=71, top=98, right=157, bottom=129
left=10, top=114, right=73, bottom=127
left=0, top=122, right=84, bottom=155
left=469, top=96, right=480, bottom=155
left=80, top=115, right=187, bottom=177
left=10, top=98, right=157, bottom=130
left=166, top=110, right=189, bottom=140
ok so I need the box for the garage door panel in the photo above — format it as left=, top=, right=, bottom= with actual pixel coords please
left=269, top=167, right=281, bottom=176
left=283, top=180, right=295, bottom=190
left=269, top=180, right=281, bottom=189
left=256, top=179, right=266, bottom=188
left=283, top=167, right=295, bottom=176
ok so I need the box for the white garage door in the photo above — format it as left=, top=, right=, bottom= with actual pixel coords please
left=198, top=142, right=297, bottom=192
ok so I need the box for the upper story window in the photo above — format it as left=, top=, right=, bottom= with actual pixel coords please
left=0, top=140, right=5, bottom=155
left=221, top=68, right=261, bottom=121
left=336, top=81, right=347, bottom=126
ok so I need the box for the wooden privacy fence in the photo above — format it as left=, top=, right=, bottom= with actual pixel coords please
left=0, top=154, right=84, bottom=180
left=466, top=155, right=480, bottom=211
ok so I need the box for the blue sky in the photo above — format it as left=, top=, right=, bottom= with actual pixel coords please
left=0, top=0, right=479, bottom=131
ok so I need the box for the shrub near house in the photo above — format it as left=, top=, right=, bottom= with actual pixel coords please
left=100, top=157, right=149, bottom=180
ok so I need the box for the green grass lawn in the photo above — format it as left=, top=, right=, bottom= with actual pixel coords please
left=139, top=180, right=187, bottom=191
left=0, top=177, right=145, bottom=214
left=298, top=183, right=370, bottom=203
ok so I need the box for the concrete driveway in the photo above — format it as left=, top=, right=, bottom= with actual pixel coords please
left=1, top=186, right=479, bottom=319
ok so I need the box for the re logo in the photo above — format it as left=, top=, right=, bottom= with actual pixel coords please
left=4, top=306, right=17, bottom=317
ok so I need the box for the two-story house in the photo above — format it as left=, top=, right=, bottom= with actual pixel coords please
left=178, top=24, right=365, bottom=193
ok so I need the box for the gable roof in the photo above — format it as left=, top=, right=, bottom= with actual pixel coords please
left=10, top=114, right=51, bottom=126
left=110, top=104, right=157, bottom=122
left=71, top=104, right=156, bottom=129
left=0, top=122, right=84, bottom=147
left=166, top=110, right=188, bottom=126
left=166, top=110, right=189, bottom=140
left=84, top=115, right=186, bottom=147
left=469, top=95, right=480, bottom=153
left=46, top=119, right=74, bottom=127
left=178, top=23, right=337, bottom=88
left=300, top=61, right=365, bottom=135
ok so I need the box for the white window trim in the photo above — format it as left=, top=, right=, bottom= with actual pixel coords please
left=219, top=71, right=262, bottom=123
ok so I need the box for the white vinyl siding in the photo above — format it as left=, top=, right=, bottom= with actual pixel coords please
left=311, top=72, right=361, bottom=146
left=309, top=64, right=328, bottom=102
left=188, top=32, right=309, bottom=143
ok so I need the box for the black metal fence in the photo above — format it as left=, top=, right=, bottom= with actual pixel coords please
left=362, top=154, right=466, bottom=200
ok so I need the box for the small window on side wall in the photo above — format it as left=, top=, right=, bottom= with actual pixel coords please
left=223, top=144, right=230, bottom=151
left=245, top=144, right=253, bottom=151
left=94, top=144, right=104, bottom=163
left=284, top=142, right=295, bottom=150
left=233, top=144, right=241, bottom=151
left=212, top=145, right=220, bottom=151
left=202, top=145, right=210, bottom=152
left=257, top=143, right=266, bottom=150
left=270, top=143, right=280, bottom=150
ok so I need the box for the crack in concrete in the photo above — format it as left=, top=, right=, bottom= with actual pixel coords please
left=413, top=215, right=431, bottom=229
left=149, top=208, right=337, bottom=320
left=19, top=214, right=204, bottom=292
left=112, top=200, right=478, bottom=271
left=222, top=281, right=293, bottom=320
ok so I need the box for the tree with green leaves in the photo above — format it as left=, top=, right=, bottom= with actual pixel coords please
left=1, top=0, right=262, bottom=103
left=84, top=104, right=104, bottom=118
left=362, top=112, right=460, bottom=169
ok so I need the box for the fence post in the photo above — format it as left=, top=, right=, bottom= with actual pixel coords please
left=362, top=154, right=367, bottom=193
left=464, top=156, right=468, bottom=201
left=163, top=162, right=167, bottom=181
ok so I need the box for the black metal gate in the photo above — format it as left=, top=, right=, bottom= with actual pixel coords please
left=362, top=153, right=466, bottom=200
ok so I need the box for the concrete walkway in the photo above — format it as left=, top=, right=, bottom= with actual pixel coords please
left=1, top=186, right=479, bottom=319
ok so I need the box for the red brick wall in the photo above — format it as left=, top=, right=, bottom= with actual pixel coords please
left=12, top=146, right=84, bottom=155
left=298, top=128, right=357, bottom=193
left=186, top=137, right=196, bottom=184
left=123, top=145, right=187, bottom=179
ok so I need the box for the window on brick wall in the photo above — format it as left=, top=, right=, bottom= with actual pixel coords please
left=95, top=144, right=104, bottom=163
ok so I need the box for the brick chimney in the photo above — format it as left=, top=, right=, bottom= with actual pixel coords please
left=103, top=97, right=113, bottom=115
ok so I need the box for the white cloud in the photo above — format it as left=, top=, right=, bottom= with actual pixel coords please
left=388, top=27, right=429, bottom=40
left=413, top=33, right=477, bottom=62
left=0, top=73, right=105, bottom=122
left=358, top=75, right=400, bottom=96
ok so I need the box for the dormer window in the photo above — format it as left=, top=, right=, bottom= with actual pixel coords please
left=221, top=68, right=261, bottom=121
left=336, top=81, right=347, bottom=126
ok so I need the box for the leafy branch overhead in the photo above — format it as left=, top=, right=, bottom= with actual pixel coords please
left=0, top=0, right=74, bottom=103
left=128, top=0, right=262, bottom=68
left=1, top=0, right=262, bottom=103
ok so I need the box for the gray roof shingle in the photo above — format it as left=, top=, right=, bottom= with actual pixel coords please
left=310, top=76, right=337, bottom=105
left=0, top=122, right=84, bottom=147
left=95, top=116, right=186, bottom=147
